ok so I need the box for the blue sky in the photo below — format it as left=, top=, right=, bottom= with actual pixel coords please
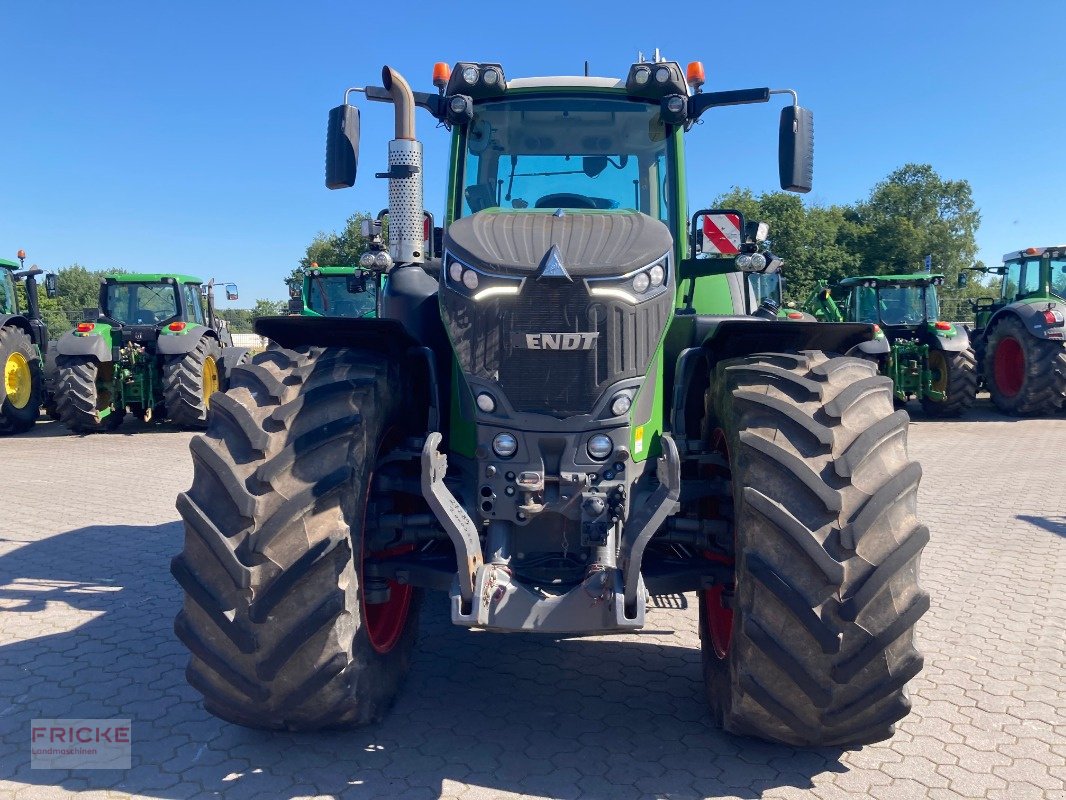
left=3, top=1, right=1063, bottom=306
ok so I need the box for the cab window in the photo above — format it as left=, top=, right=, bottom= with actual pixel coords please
left=1002, top=260, right=1022, bottom=301
left=1051, top=258, right=1066, bottom=298
left=1020, top=259, right=1042, bottom=296
left=183, top=284, right=206, bottom=324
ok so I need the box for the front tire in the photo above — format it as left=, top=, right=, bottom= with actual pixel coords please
left=984, top=316, right=1066, bottom=416
left=171, top=346, right=420, bottom=730
left=701, top=351, right=928, bottom=746
left=0, top=325, right=43, bottom=435
left=164, top=337, right=222, bottom=429
left=920, top=348, right=978, bottom=417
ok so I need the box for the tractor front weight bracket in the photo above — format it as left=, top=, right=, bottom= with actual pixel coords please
left=420, top=432, right=483, bottom=608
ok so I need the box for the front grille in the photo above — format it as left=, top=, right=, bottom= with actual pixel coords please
left=442, top=278, right=672, bottom=417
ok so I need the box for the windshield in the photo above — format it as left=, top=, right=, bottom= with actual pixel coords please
left=747, top=273, right=781, bottom=308
left=104, top=282, right=180, bottom=325
left=0, top=269, right=15, bottom=315
left=1051, top=258, right=1066, bottom=298
left=459, top=96, right=672, bottom=221
left=305, top=274, right=376, bottom=318
left=876, top=285, right=928, bottom=326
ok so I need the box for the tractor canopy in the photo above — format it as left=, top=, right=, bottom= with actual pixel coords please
left=0, top=258, right=17, bottom=315
left=836, top=273, right=946, bottom=328
left=999, top=246, right=1066, bottom=304
left=301, top=266, right=377, bottom=318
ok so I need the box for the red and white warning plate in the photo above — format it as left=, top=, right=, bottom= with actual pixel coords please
left=702, top=213, right=742, bottom=255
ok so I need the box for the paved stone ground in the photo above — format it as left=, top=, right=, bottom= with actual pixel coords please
left=1, top=400, right=1063, bottom=800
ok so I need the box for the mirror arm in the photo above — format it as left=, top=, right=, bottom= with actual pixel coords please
left=688, top=88, right=770, bottom=121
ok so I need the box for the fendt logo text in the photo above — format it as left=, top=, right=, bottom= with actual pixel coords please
left=513, top=333, right=599, bottom=351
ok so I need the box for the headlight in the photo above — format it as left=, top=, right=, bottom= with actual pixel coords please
left=587, top=255, right=669, bottom=304
left=482, top=68, right=501, bottom=85
left=654, top=67, right=671, bottom=84
left=462, top=270, right=479, bottom=290
left=587, top=434, right=613, bottom=460
left=374, top=251, right=393, bottom=269
left=632, top=272, right=650, bottom=294
left=648, top=265, right=664, bottom=286
left=359, top=253, right=375, bottom=268
left=445, top=254, right=522, bottom=300
left=476, top=392, right=496, bottom=413
left=449, top=262, right=464, bottom=282
left=610, top=392, right=632, bottom=416
left=633, top=66, right=651, bottom=85
left=736, top=254, right=752, bottom=270
left=492, top=432, right=518, bottom=458
left=462, top=66, right=479, bottom=84
left=750, top=253, right=767, bottom=270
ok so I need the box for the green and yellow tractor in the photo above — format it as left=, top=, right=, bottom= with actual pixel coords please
left=54, top=274, right=247, bottom=432
left=1, top=250, right=58, bottom=434
left=172, top=57, right=927, bottom=747
left=805, top=273, right=977, bottom=416
left=965, top=246, right=1066, bottom=415
left=287, top=263, right=379, bottom=317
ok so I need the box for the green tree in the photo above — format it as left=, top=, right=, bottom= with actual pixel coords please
left=850, top=163, right=979, bottom=283
left=252, top=298, right=285, bottom=318
left=216, top=308, right=255, bottom=333
left=289, top=211, right=377, bottom=286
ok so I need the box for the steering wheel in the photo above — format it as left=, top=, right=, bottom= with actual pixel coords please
left=535, top=193, right=598, bottom=209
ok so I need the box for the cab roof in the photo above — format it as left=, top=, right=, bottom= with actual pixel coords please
left=307, top=265, right=361, bottom=276
left=1003, top=246, right=1066, bottom=261
left=506, top=76, right=625, bottom=90
left=105, top=273, right=202, bottom=284
left=837, top=273, right=945, bottom=287
left=0, top=257, right=19, bottom=270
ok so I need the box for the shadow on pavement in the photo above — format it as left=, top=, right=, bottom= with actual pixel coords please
left=1017, top=514, right=1066, bottom=538
left=1, top=523, right=851, bottom=799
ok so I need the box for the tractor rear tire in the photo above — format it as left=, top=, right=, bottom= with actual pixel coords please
left=920, top=348, right=978, bottom=417
left=0, top=325, right=43, bottom=435
left=700, top=351, right=928, bottom=747
left=171, top=345, right=420, bottom=730
left=984, top=316, right=1066, bottom=416
left=55, top=355, right=116, bottom=433
left=164, top=337, right=222, bottom=429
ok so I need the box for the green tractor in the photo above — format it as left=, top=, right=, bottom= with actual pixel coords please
left=287, top=264, right=380, bottom=317
left=965, top=246, right=1066, bottom=415
left=805, top=273, right=977, bottom=416
left=172, top=58, right=927, bottom=747
left=54, top=274, right=247, bottom=432
left=0, top=250, right=58, bottom=433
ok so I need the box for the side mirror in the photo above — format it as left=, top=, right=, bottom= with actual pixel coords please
left=45, top=273, right=58, bottom=299
left=287, top=298, right=303, bottom=314
left=288, top=281, right=301, bottom=299
left=346, top=272, right=370, bottom=293
left=778, top=105, right=814, bottom=193
left=957, top=272, right=969, bottom=288
left=582, top=156, right=608, bottom=178
left=225, top=283, right=238, bottom=301
left=325, top=104, right=360, bottom=189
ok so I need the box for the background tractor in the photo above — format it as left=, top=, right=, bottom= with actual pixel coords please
left=965, top=246, right=1066, bottom=415
left=54, top=274, right=247, bottom=431
left=287, top=264, right=379, bottom=317
left=805, top=273, right=977, bottom=416
left=1, top=250, right=58, bottom=433
left=173, top=56, right=927, bottom=747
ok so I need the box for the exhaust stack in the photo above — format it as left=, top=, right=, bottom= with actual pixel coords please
left=381, top=66, right=424, bottom=264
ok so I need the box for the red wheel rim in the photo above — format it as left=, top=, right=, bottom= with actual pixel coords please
left=702, top=428, right=735, bottom=660
left=993, top=336, right=1024, bottom=397
left=360, top=430, right=414, bottom=655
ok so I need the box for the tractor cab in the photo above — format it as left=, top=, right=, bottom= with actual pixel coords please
left=838, top=274, right=943, bottom=332
left=0, top=258, right=17, bottom=316
left=296, top=265, right=378, bottom=318
left=92, top=274, right=207, bottom=347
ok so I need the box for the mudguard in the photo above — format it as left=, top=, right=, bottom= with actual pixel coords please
left=0, top=314, right=34, bottom=339
left=926, top=324, right=972, bottom=353
left=56, top=330, right=111, bottom=361
left=156, top=325, right=215, bottom=355
left=218, top=346, right=250, bottom=386
left=985, top=303, right=1066, bottom=342
left=691, top=317, right=885, bottom=363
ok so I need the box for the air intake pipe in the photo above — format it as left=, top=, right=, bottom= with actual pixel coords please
left=381, top=66, right=424, bottom=264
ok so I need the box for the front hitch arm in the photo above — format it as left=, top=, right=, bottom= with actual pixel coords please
left=618, top=434, right=682, bottom=615
left=420, top=432, right=484, bottom=605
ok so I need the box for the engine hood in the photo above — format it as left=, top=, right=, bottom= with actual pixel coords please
left=445, top=210, right=673, bottom=277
